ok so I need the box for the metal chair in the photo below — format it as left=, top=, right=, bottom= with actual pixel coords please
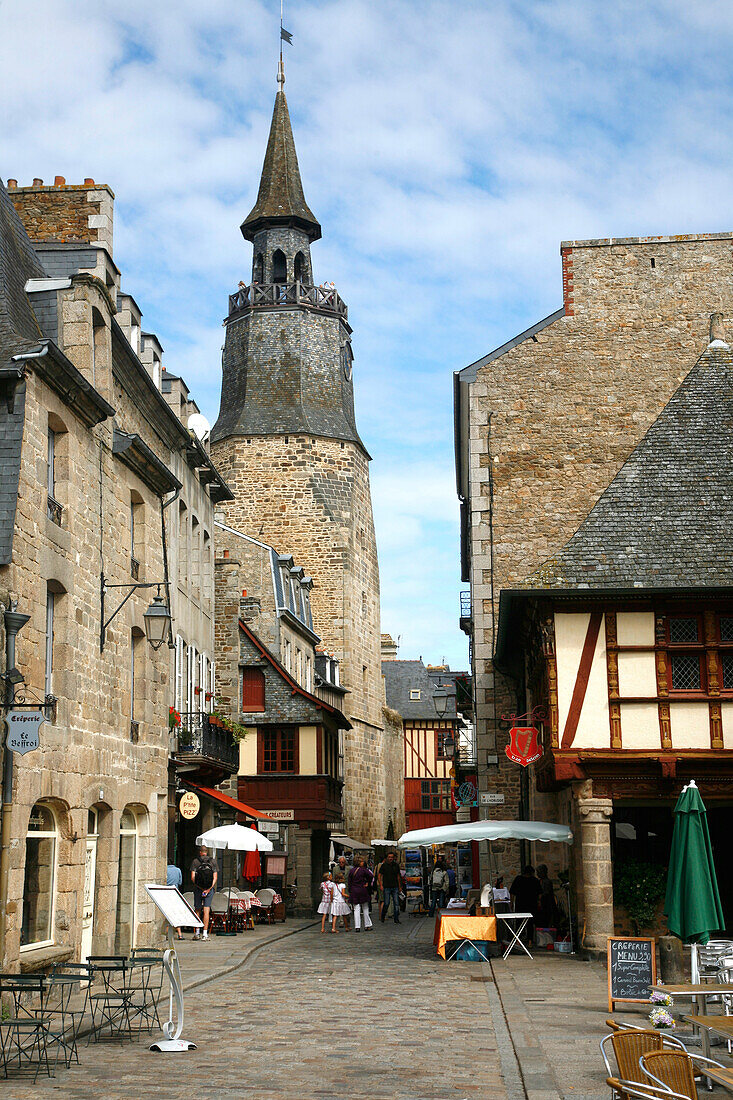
left=208, top=891, right=230, bottom=933
left=86, top=956, right=136, bottom=1044
left=0, top=974, right=52, bottom=1082
left=127, top=950, right=164, bottom=1034
left=601, top=1028, right=687, bottom=1098
left=255, top=887, right=276, bottom=924
left=606, top=1076, right=688, bottom=1100
left=640, top=1048, right=725, bottom=1100
left=43, top=962, right=94, bottom=1067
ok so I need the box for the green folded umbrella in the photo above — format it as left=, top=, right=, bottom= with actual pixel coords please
left=664, top=781, right=724, bottom=945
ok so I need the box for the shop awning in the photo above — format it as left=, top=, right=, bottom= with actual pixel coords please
left=187, top=783, right=270, bottom=821
left=397, top=820, right=573, bottom=848
left=331, top=833, right=371, bottom=850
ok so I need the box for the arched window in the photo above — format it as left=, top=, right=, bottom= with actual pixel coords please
left=114, top=808, right=138, bottom=955
left=254, top=253, right=264, bottom=283
left=242, top=667, right=266, bottom=713
left=294, top=251, right=306, bottom=284
left=272, top=249, right=287, bottom=284
left=21, top=803, right=58, bottom=949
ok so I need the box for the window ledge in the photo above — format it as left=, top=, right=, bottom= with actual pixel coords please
left=20, top=944, right=74, bottom=973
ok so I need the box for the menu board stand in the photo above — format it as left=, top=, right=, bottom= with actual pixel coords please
left=608, top=936, right=656, bottom=1012
left=144, top=884, right=204, bottom=1052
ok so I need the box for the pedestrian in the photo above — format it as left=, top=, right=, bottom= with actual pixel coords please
left=378, top=850, right=402, bottom=924
left=429, top=857, right=449, bottom=916
left=492, top=875, right=512, bottom=913
left=446, top=864, right=457, bottom=899
left=509, top=865, right=542, bottom=943
left=317, top=872, right=334, bottom=934
left=166, top=862, right=184, bottom=939
left=190, top=845, right=218, bottom=941
left=536, top=864, right=556, bottom=927
left=335, top=854, right=350, bottom=880
left=348, top=856, right=374, bottom=932
left=330, top=872, right=351, bottom=932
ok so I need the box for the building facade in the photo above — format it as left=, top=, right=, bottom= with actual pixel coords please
left=210, top=70, right=390, bottom=845
left=494, top=329, right=733, bottom=950
left=454, top=231, right=733, bottom=882
left=0, top=175, right=231, bottom=970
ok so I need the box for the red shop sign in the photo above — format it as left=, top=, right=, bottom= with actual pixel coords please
left=506, top=726, right=542, bottom=767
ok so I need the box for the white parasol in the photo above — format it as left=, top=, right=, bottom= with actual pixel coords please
left=195, top=824, right=274, bottom=852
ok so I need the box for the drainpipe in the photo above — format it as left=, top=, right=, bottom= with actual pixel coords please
left=0, top=605, right=31, bottom=966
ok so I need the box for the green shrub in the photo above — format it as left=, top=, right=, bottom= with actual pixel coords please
left=614, top=858, right=667, bottom=934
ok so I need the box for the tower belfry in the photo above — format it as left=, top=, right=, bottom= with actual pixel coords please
left=211, top=71, right=389, bottom=848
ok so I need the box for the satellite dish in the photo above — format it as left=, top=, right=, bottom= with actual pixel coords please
left=187, top=413, right=211, bottom=442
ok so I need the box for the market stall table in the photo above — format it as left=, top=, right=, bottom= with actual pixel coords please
left=495, top=912, right=535, bottom=959
left=433, top=911, right=497, bottom=961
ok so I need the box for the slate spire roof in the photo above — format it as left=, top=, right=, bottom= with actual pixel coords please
left=522, top=341, right=733, bottom=592
left=240, top=87, right=321, bottom=242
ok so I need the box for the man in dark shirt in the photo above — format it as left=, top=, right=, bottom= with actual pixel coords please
left=378, top=852, right=402, bottom=924
left=190, top=846, right=218, bottom=940
left=509, top=865, right=542, bottom=944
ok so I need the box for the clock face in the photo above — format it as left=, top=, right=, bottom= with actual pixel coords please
left=342, top=345, right=353, bottom=381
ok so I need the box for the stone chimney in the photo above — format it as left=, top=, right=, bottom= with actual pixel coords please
left=381, top=633, right=398, bottom=661
left=9, top=178, right=115, bottom=255
left=708, top=312, right=729, bottom=347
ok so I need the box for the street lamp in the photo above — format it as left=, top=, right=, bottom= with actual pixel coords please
left=143, top=592, right=172, bottom=650
left=432, top=685, right=450, bottom=718
left=100, top=574, right=171, bottom=652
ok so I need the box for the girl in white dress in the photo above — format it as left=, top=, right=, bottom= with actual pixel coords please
left=330, top=873, right=351, bottom=933
left=318, top=873, right=334, bottom=933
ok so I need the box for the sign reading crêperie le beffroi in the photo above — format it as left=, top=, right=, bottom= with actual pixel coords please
left=4, top=710, right=44, bottom=755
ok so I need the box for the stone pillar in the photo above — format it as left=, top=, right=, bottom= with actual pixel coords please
left=577, top=797, right=614, bottom=955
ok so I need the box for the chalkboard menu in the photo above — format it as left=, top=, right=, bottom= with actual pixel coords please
left=607, top=937, right=656, bottom=1011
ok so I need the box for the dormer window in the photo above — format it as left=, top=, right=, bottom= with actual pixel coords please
left=410, top=689, right=421, bottom=700
left=242, top=668, right=266, bottom=713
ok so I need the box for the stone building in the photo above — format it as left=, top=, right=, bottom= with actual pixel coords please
left=210, top=67, right=392, bottom=843
left=454, top=231, right=733, bottom=883
left=213, top=520, right=350, bottom=910
left=0, top=175, right=231, bottom=971
left=494, top=327, right=733, bottom=949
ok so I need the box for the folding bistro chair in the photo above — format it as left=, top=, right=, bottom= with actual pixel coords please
left=208, top=891, right=230, bottom=934
left=127, top=949, right=164, bottom=1035
left=86, top=956, right=136, bottom=1043
left=0, top=974, right=52, bottom=1082
left=43, top=962, right=94, bottom=1068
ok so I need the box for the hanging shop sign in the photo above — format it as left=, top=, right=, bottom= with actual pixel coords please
left=505, top=726, right=543, bottom=767
left=179, top=792, right=201, bottom=820
left=4, top=709, right=44, bottom=755
left=456, top=781, right=478, bottom=807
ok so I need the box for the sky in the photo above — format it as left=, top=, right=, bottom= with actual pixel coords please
left=2, top=0, right=733, bottom=668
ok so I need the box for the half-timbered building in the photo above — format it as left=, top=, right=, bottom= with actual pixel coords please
left=495, top=325, right=733, bottom=952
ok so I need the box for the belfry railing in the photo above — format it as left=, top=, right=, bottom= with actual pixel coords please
left=228, top=282, right=348, bottom=321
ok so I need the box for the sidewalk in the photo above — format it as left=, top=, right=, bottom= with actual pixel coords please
left=174, top=918, right=316, bottom=991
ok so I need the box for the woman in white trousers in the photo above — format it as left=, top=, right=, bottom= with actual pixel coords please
left=349, top=856, right=374, bottom=931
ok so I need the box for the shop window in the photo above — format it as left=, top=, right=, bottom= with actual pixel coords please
left=242, top=668, right=265, bottom=713
left=260, top=727, right=297, bottom=773
left=114, top=809, right=138, bottom=955
left=420, top=780, right=450, bottom=812
left=21, top=803, right=58, bottom=949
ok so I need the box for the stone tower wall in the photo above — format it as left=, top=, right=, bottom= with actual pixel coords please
left=211, top=432, right=389, bottom=841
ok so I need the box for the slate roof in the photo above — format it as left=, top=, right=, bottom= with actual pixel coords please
left=0, top=180, right=47, bottom=564
left=382, top=659, right=457, bottom=721
left=521, top=342, right=733, bottom=592
left=240, top=90, right=321, bottom=242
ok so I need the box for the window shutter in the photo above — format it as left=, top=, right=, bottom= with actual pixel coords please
left=242, top=668, right=265, bottom=712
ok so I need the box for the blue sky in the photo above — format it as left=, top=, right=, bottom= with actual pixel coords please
left=3, top=0, right=733, bottom=668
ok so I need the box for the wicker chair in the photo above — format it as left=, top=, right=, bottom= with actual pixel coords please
left=605, top=1076, right=687, bottom=1100
left=601, top=1028, right=686, bottom=1093
left=640, top=1049, right=725, bottom=1100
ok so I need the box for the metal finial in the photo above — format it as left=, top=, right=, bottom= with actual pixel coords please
left=277, top=58, right=285, bottom=90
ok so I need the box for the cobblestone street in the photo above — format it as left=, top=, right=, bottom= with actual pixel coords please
left=8, top=918, right=516, bottom=1100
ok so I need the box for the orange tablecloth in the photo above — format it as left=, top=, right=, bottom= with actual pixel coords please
left=433, top=914, right=497, bottom=959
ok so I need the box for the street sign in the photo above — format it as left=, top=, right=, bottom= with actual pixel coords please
left=4, top=709, right=44, bottom=754
left=179, top=792, right=200, bottom=820
left=480, top=792, right=505, bottom=805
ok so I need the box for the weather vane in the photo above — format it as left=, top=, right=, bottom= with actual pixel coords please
left=279, top=0, right=293, bottom=89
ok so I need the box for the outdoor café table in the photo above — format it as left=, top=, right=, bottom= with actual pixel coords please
left=433, top=911, right=497, bottom=962
left=681, top=1014, right=733, bottom=1081
left=0, top=974, right=52, bottom=1082
left=495, top=912, right=535, bottom=960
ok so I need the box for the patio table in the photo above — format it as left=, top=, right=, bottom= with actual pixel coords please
left=495, top=912, right=535, bottom=960
left=682, top=1014, right=733, bottom=1072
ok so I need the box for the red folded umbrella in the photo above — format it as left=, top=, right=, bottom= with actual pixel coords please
left=243, top=849, right=261, bottom=880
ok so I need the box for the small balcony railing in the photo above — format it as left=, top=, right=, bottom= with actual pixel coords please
left=47, top=495, right=63, bottom=526
left=176, top=712, right=239, bottom=773
left=228, top=282, right=348, bottom=321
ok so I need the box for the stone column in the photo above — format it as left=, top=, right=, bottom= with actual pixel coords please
left=577, top=797, right=614, bottom=955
